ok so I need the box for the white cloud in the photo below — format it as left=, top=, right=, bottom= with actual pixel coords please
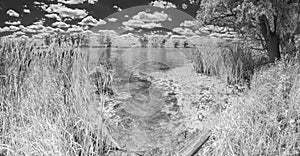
left=33, top=20, right=44, bottom=26
left=9, top=26, right=20, bottom=31
left=150, top=0, right=176, bottom=9
left=5, top=21, right=21, bottom=25
left=0, top=27, right=10, bottom=32
left=7, top=9, right=20, bottom=17
left=113, top=5, right=122, bottom=11
left=52, top=21, right=70, bottom=28
left=67, top=25, right=84, bottom=33
left=13, top=31, right=26, bottom=36
left=122, top=20, right=145, bottom=28
left=142, top=23, right=162, bottom=29
left=45, top=14, right=61, bottom=21
left=132, top=11, right=168, bottom=22
left=52, top=28, right=66, bottom=33
left=0, top=26, right=22, bottom=32
left=44, top=3, right=88, bottom=19
left=19, top=25, right=36, bottom=33
left=79, top=16, right=106, bottom=27
left=22, top=23, right=46, bottom=33
left=124, top=15, right=129, bottom=18
left=122, top=19, right=162, bottom=29
left=121, top=26, right=134, bottom=31
left=107, top=18, right=118, bottom=22
left=58, top=0, right=98, bottom=4
left=180, top=20, right=196, bottom=27
left=23, top=9, right=31, bottom=13
left=33, top=1, right=45, bottom=5
left=182, top=3, right=188, bottom=9
left=122, top=11, right=168, bottom=29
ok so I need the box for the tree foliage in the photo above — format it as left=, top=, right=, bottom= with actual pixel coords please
left=197, top=0, right=300, bottom=62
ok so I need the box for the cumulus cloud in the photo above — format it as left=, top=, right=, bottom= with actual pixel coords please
left=5, top=21, right=21, bottom=25
left=132, top=11, right=168, bottom=22
left=124, top=15, right=129, bottom=18
left=122, top=20, right=144, bottom=28
left=172, top=27, right=195, bottom=36
left=180, top=20, right=196, bottom=27
left=13, top=31, right=26, bottom=36
left=10, top=26, right=20, bottom=31
left=45, top=14, right=61, bottom=21
left=23, top=9, right=31, bottom=13
left=7, top=9, right=20, bottom=17
left=0, top=26, right=23, bottom=32
left=33, top=1, right=45, bottom=5
left=142, top=23, right=162, bottom=29
left=67, top=25, right=84, bottom=33
left=121, top=26, right=134, bottom=31
left=122, top=11, right=168, bottom=30
left=182, top=3, right=188, bottom=9
left=0, top=27, right=10, bottom=32
left=20, top=25, right=37, bottom=33
left=150, top=0, right=176, bottom=9
left=58, top=0, right=98, bottom=4
left=113, top=5, right=122, bottom=11
left=52, top=21, right=70, bottom=28
left=52, top=28, right=66, bottom=33
left=107, top=18, right=118, bottom=22
left=22, top=23, right=46, bottom=33
left=122, top=19, right=162, bottom=29
left=79, top=16, right=106, bottom=27
left=44, top=3, right=88, bottom=19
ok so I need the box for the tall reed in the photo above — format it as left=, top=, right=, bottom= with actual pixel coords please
left=0, top=36, right=114, bottom=156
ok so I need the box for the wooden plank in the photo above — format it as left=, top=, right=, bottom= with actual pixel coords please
left=178, top=129, right=211, bottom=156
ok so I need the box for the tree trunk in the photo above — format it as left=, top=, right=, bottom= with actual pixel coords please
left=259, top=15, right=281, bottom=63
left=265, top=32, right=281, bottom=62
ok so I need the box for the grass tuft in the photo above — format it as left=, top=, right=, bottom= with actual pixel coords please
left=0, top=37, right=115, bottom=156
left=200, top=60, right=300, bottom=156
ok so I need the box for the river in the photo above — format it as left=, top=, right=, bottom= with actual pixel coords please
left=82, top=47, right=199, bottom=155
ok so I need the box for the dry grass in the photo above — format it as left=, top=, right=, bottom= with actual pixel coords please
left=200, top=60, right=300, bottom=156
left=192, top=42, right=259, bottom=86
left=0, top=37, right=115, bottom=156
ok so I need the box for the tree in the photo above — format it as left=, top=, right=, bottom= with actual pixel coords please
left=161, top=39, right=167, bottom=48
left=173, top=39, right=180, bottom=48
left=139, top=36, right=149, bottom=48
left=197, top=0, right=300, bottom=62
left=183, top=40, right=189, bottom=48
left=44, top=35, right=51, bottom=46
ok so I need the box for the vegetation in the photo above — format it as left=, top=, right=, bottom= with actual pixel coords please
left=190, top=1, right=300, bottom=155
left=0, top=37, right=115, bottom=156
left=200, top=60, right=300, bottom=155
left=138, top=36, right=149, bottom=48
left=197, top=0, right=300, bottom=63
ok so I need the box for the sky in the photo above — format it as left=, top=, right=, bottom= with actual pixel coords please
left=0, top=0, right=206, bottom=37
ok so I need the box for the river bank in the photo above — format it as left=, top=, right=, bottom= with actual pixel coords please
left=98, top=62, right=240, bottom=156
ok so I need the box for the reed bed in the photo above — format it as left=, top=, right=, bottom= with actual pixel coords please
left=0, top=37, right=115, bottom=156
left=192, top=41, right=259, bottom=86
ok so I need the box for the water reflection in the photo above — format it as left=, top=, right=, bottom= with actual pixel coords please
left=82, top=47, right=188, bottom=76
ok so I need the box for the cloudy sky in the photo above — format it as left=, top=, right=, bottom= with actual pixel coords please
left=0, top=0, right=205, bottom=37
